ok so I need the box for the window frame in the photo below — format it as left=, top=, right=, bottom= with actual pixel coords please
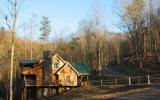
left=52, top=61, right=59, bottom=68
left=65, top=74, right=71, bottom=81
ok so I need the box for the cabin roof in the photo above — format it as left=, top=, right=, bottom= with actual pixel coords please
left=20, top=60, right=37, bottom=66
left=72, top=64, right=90, bottom=75
left=55, top=62, right=80, bottom=75
left=54, top=53, right=66, bottom=64
left=22, top=67, right=41, bottom=75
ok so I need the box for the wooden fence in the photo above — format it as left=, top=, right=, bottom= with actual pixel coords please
left=91, top=74, right=160, bottom=86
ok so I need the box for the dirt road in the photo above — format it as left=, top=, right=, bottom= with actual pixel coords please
left=111, top=88, right=160, bottom=100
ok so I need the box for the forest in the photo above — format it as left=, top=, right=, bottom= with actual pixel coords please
left=0, top=0, right=160, bottom=100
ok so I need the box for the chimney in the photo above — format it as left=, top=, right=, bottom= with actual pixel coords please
left=43, top=50, right=52, bottom=85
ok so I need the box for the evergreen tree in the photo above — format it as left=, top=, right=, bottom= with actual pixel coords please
left=39, top=16, right=51, bottom=43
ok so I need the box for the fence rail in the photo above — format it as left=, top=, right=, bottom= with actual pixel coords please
left=91, top=74, right=160, bottom=86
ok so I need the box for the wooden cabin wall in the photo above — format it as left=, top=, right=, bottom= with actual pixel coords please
left=22, top=67, right=43, bottom=85
left=59, top=65, right=77, bottom=86
left=36, top=68, right=43, bottom=85
left=51, top=55, right=66, bottom=82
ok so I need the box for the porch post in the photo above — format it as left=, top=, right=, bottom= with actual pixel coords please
left=80, top=76, right=83, bottom=86
left=56, top=87, right=59, bottom=94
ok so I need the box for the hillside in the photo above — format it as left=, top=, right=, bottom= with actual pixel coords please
left=104, top=54, right=160, bottom=77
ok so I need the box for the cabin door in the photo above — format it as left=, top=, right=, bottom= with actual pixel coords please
left=55, top=74, right=59, bottom=84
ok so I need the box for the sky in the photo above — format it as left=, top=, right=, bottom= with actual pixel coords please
left=0, top=0, right=122, bottom=40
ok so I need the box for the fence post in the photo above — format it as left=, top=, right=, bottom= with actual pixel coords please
left=115, top=78, right=117, bottom=86
left=100, top=79, right=103, bottom=86
left=129, top=77, right=131, bottom=85
left=138, top=76, right=141, bottom=84
left=147, top=74, right=151, bottom=85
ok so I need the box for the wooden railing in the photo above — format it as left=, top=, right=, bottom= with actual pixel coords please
left=25, top=80, right=60, bottom=86
left=91, top=75, right=160, bottom=86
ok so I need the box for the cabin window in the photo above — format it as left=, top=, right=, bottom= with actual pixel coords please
left=52, top=61, right=59, bottom=68
left=65, top=75, right=70, bottom=81
left=24, top=66, right=33, bottom=70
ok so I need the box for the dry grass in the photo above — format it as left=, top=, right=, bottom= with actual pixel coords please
left=46, top=85, right=152, bottom=100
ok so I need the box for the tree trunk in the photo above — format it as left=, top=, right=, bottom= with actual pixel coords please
left=10, top=40, right=14, bottom=100
left=9, top=0, right=17, bottom=99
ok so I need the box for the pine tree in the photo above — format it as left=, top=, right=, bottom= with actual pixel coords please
left=39, top=16, right=51, bottom=49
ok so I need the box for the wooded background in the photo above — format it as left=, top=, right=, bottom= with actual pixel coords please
left=0, top=0, right=160, bottom=99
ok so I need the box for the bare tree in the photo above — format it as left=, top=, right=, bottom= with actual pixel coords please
left=120, top=0, right=145, bottom=69
left=29, top=14, right=37, bottom=60
left=1, top=0, right=19, bottom=99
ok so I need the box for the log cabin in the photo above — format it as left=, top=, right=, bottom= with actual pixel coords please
left=20, top=51, right=90, bottom=99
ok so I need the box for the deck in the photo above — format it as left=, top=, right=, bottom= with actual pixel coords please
left=25, top=84, right=80, bottom=89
